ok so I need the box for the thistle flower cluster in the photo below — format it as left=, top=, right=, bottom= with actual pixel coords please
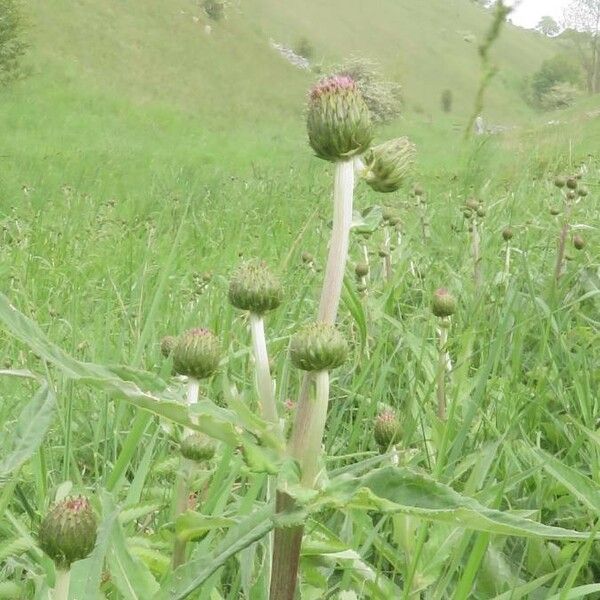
left=374, top=410, right=402, bottom=451
left=431, top=288, right=457, bottom=318
left=173, top=328, right=221, bottom=380
left=180, top=432, right=216, bottom=462
left=362, top=137, right=415, bottom=193
left=290, top=322, right=348, bottom=372
left=228, top=260, right=283, bottom=314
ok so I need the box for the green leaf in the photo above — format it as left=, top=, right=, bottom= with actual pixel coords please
left=175, top=511, right=236, bottom=542
left=154, top=505, right=275, bottom=600
left=525, top=446, right=600, bottom=514
left=0, top=293, right=240, bottom=447
left=314, top=467, right=599, bottom=541
left=0, top=383, right=55, bottom=479
left=108, top=503, right=159, bottom=600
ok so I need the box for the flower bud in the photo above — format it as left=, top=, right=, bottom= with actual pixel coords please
left=554, top=176, right=566, bottom=189
left=160, top=335, right=177, bottom=358
left=355, top=262, right=369, bottom=278
left=578, top=186, right=589, bottom=197
left=228, top=260, right=283, bottom=315
left=374, top=410, right=402, bottom=450
left=301, top=251, right=314, bottom=264
left=180, top=433, right=216, bottom=462
left=476, top=207, right=486, bottom=218
left=431, top=288, right=457, bottom=318
left=307, top=76, right=373, bottom=162
left=39, top=496, right=97, bottom=568
left=502, top=227, right=513, bottom=241
left=290, top=322, right=348, bottom=372
left=465, top=198, right=479, bottom=211
left=173, top=328, right=221, bottom=379
left=413, top=185, right=424, bottom=197
left=566, top=190, right=577, bottom=200
left=362, top=137, right=415, bottom=193
left=573, top=235, right=586, bottom=250
left=566, top=177, right=578, bottom=190
left=549, top=207, right=560, bottom=216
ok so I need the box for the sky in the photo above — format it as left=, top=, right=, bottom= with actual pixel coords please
left=505, top=0, right=571, bottom=29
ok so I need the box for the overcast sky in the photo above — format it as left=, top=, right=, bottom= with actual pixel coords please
left=505, top=0, right=572, bottom=29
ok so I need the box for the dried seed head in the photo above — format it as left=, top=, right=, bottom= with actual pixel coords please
left=374, top=410, right=402, bottom=451
left=431, top=288, right=457, bottom=318
left=307, top=76, right=373, bottom=162
left=39, top=496, right=97, bottom=568
left=290, top=322, right=348, bottom=372
left=362, top=137, right=416, bottom=193
left=180, top=433, right=216, bottom=463
left=173, top=328, right=221, bottom=380
left=228, top=260, right=283, bottom=315
left=573, top=235, right=586, bottom=250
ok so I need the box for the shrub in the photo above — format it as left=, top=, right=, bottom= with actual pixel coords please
left=530, top=53, right=582, bottom=108
left=294, top=37, right=314, bottom=61
left=441, top=89, right=453, bottom=112
left=330, top=57, right=402, bottom=124
left=539, top=82, right=580, bottom=110
left=203, top=0, right=225, bottom=21
left=0, top=0, right=27, bottom=86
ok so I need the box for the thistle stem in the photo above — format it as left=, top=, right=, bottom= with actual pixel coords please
left=471, top=220, right=482, bottom=289
left=171, top=459, right=194, bottom=569
left=504, top=242, right=511, bottom=281
left=318, top=160, right=355, bottom=323
left=53, top=569, right=71, bottom=600
left=554, top=203, right=573, bottom=283
left=436, top=321, right=450, bottom=420
left=383, top=228, right=392, bottom=281
left=249, top=313, right=279, bottom=426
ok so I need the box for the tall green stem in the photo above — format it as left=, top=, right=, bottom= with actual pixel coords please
left=471, top=220, right=482, bottom=289
left=270, top=159, right=354, bottom=600
left=53, top=569, right=70, bottom=600
left=554, top=203, right=573, bottom=283
left=436, top=321, right=450, bottom=420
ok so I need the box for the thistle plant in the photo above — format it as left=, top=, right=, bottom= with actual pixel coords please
left=171, top=327, right=221, bottom=567
left=431, top=288, right=456, bottom=420
left=362, top=137, right=415, bottom=193
left=39, top=496, right=97, bottom=600
left=464, top=197, right=484, bottom=289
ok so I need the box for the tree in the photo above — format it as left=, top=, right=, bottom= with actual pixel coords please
left=563, top=0, right=600, bottom=93
left=0, top=0, right=27, bottom=86
left=537, top=16, right=560, bottom=37
left=530, top=53, right=582, bottom=106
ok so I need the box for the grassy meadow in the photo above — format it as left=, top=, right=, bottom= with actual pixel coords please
left=0, top=0, right=599, bottom=598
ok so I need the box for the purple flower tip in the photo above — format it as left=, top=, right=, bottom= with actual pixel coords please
left=310, top=75, right=356, bottom=101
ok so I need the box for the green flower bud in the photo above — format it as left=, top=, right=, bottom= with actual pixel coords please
left=39, top=496, right=97, bottom=568
left=378, top=246, right=389, bottom=258
left=566, top=190, right=577, bottom=200
left=180, top=433, right=216, bottom=463
left=301, top=251, right=314, bottom=264
left=566, top=177, right=578, bottom=190
left=413, top=185, right=424, bottom=197
left=160, top=335, right=177, bottom=358
left=228, top=260, right=283, bottom=315
left=307, top=76, right=373, bottom=162
left=578, top=186, right=589, bottom=197
left=355, top=262, right=369, bottom=278
left=502, top=227, right=513, bottom=241
left=550, top=207, right=561, bottom=216
left=290, top=322, right=348, bottom=372
left=554, top=176, right=566, bottom=189
left=362, top=137, right=415, bottom=193
left=573, top=235, right=586, bottom=250
left=381, top=206, right=395, bottom=222
left=476, top=207, right=486, bottom=218
left=432, top=288, right=457, bottom=318
left=173, top=328, right=221, bottom=379
left=463, top=209, right=473, bottom=220
left=374, top=410, right=402, bottom=450
left=465, top=198, right=479, bottom=211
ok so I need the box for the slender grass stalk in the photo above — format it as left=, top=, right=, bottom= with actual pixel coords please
left=53, top=569, right=70, bottom=600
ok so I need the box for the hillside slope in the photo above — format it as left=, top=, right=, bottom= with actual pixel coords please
left=22, top=0, right=556, bottom=125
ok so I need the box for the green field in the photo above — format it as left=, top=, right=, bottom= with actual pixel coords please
left=1, top=0, right=599, bottom=598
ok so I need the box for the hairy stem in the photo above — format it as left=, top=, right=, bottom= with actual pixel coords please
left=53, top=569, right=71, bottom=600
left=250, top=314, right=279, bottom=426
left=471, top=220, right=482, bottom=289
left=318, top=159, right=355, bottom=323
left=436, top=321, right=450, bottom=420
left=172, top=459, right=194, bottom=568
